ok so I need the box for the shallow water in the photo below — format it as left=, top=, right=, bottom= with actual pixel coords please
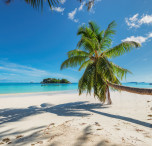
left=0, top=83, right=78, bottom=94
left=0, top=82, right=152, bottom=94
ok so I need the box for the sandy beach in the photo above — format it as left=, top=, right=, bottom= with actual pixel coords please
left=0, top=91, right=152, bottom=146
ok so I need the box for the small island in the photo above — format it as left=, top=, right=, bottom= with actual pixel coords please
left=41, top=78, right=71, bottom=84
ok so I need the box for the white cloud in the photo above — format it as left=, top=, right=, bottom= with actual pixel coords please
left=122, top=36, right=147, bottom=44
left=139, top=15, right=152, bottom=24
left=60, top=0, right=66, bottom=4
left=0, top=61, right=50, bottom=77
left=67, top=0, right=102, bottom=23
left=148, top=32, right=152, bottom=38
left=78, top=2, right=86, bottom=11
left=68, top=8, right=77, bottom=20
left=125, top=14, right=140, bottom=28
left=129, top=13, right=139, bottom=21
left=125, top=13, right=152, bottom=28
left=68, top=8, right=79, bottom=23
left=0, top=61, right=76, bottom=82
left=122, top=33, right=152, bottom=45
left=52, top=7, right=65, bottom=13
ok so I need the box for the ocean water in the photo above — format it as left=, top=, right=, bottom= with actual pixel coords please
left=0, top=82, right=152, bottom=94
left=123, top=82, right=152, bottom=88
left=0, top=83, right=78, bottom=94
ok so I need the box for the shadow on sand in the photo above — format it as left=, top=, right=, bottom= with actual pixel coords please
left=0, top=101, right=105, bottom=126
left=48, top=126, right=118, bottom=146
left=0, top=125, right=118, bottom=146
left=0, top=101, right=152, bottom=131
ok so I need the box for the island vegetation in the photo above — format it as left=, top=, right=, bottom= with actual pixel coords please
left=41, top=78, right=71, bottom=84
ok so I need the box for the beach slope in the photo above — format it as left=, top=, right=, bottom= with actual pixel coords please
left=0, top=91, right=152, bottom=146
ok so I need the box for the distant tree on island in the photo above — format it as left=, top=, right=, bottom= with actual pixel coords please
left=41, top=78, right=71, bottom=84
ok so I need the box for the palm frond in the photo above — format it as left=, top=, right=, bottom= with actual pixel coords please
left=97, top=57, right=120, bottom=84
left=78, top=63, right=107, bottom=103
left=6, top=0, right=96, bottom=11
left=100, top=21, right=116, bottom=50
left=79, top=59, right=93, bottom=71
left=68, top=49, right=90, bottom=58
left=77, top=36, right=95, bottom=53
left=97, top=30, right=104, bottom=43
left=88, top=21, right=100, bottom=34
left=79, top=63, right=95, bottom=95
left=95, top=74, right=107, bottom=102
left=111, top=62, right=132, bottom=80
left=25, top=0, right=59, bottom=9
left=60, top=56, right=88, bottom=70
left=77, top=26, right=87, bottom=36
left=105, top=41, right=141, bottom=58
left=77, top=25, right=96, bottom=40
left=104, top=21, right=116, bottom=37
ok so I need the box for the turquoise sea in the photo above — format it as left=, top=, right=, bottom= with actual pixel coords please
left=0, top=83, right=78, bottom=94
left=0, top=82, right=152, bottom=94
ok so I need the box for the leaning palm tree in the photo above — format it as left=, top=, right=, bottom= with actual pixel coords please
left=61, top=21, right=152, bottom=104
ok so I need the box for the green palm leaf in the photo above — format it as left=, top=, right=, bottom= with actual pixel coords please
left=79, top=63, right=95, bottom=95
left=68, top=49, right=90, bottom=58
left=88, top=21, right=100, bottom=34
left=105, top=41, right=140, bottom=58
left=79, top=60, right=93, bottom=71
left=77, top=36, right=96, bottom=53
left=60, top=56, right=88, bottom=70
left=104, top=21, right=116, bottom=38
left=6, top=0, right=95, bottom=11
left=111, top=62, right=132, bottom=80
left=97, top=57, right=118, bottom=83
left=25, top=0, right=59, bottom=9
left=100, top=21, right=116, bottom=50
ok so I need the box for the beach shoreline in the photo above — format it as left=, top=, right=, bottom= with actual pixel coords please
left=0, top=91, right=152, bottom=145
left=0, top=89, right=77, bottom=97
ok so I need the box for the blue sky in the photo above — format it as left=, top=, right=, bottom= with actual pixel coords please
left=0, top=0, right=152, bottom=83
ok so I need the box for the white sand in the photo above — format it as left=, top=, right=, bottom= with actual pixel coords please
left=0, top=91, right=152, bottom=146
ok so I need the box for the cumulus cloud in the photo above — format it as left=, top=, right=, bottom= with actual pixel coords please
left=68, top=8, right=79, bottom=23
left=148, top=32, right=152, bottom=38
left=125, top=14, right=139, bottom=28
left=122, top=32, right=152, bottom=45
left=122, top=36, right=147, bottom=44
left=67, top=1, right=85, bottom=23
left=125, top=13, right=152, bottom=28
left=52, top=7, right=65, bottom=14
left=139, top=15, right=152, bottom=24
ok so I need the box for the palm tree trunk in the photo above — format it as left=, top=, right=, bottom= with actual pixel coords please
left=107, top=86, right=112, bottom=104
left=107, top=82, right=152, bottom=95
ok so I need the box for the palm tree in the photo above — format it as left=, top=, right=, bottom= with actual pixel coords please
left=61, top=21, right=152, bottom=104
